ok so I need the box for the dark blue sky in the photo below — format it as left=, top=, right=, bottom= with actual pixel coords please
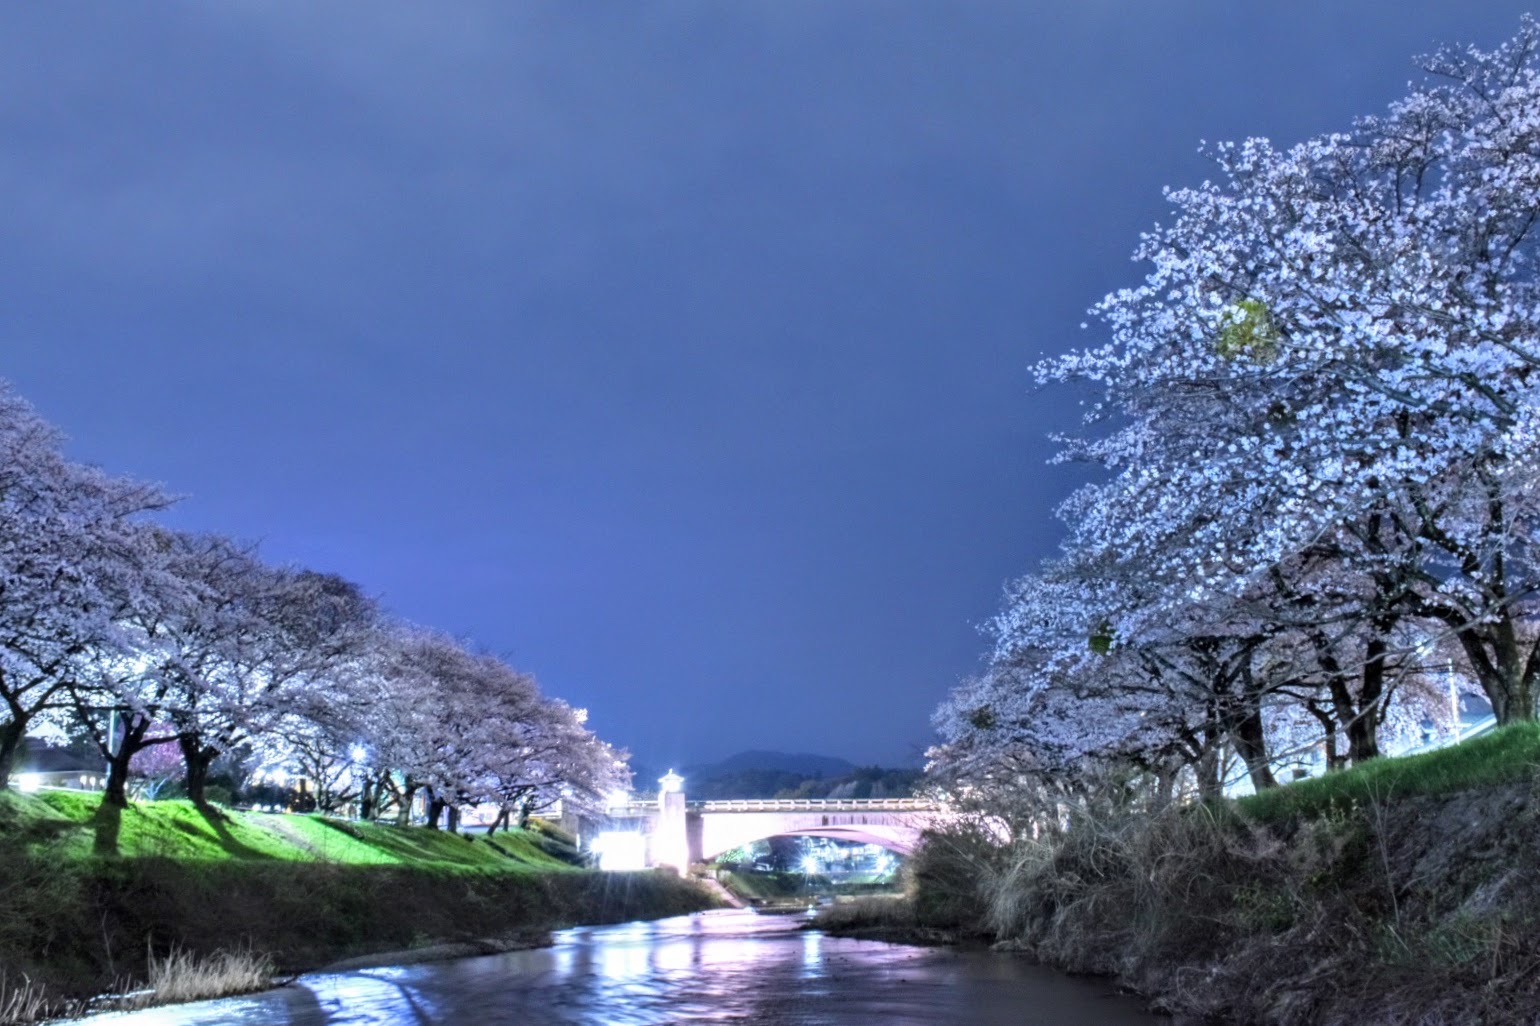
left=0, top=3, right=1527, bottom=768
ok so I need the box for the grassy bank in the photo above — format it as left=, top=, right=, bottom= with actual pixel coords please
left=1, top=789, right=576, bottom=867
left=0, top=792, right=720, bottom=1021
left=819, top=725, right=1540, bottom=1026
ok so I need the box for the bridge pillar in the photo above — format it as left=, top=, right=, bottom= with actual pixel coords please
left=653, top=770, right=690, bottom=875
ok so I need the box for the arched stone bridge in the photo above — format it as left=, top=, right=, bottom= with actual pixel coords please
left=602, top=792, right=952, bottom=873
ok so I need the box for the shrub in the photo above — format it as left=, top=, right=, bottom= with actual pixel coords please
left=907, top=819, right=1001, bottom=933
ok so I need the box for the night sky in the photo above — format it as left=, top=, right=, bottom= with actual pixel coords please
left=0, top=3, right=1528, bottom=769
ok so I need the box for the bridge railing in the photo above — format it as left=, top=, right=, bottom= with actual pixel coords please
left=602, top=797, right=944, bottom=817
left=689, top=798, right=940, bottom=813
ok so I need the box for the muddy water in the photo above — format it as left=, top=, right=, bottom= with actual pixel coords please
left=77, top=910, right=1164, bottom=1025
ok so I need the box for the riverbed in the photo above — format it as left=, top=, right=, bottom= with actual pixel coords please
left=74, top=909, right=1164, bottom=1025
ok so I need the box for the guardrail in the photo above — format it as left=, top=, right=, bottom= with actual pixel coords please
left=603, top=797, right=943, bottom=816
left=692, top=798, right=939, bottom=813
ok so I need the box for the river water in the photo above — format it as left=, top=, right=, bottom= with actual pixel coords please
left=77, top=910, right=1165, bottom=1025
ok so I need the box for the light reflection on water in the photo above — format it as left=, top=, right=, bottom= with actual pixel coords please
left=71, top=910, right=1163, bottom=1025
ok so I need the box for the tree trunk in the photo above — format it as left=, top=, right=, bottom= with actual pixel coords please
left=0, top=716, right=26, bottom=789
left=1231, top=708, right=1278, bottom=791
left=1492, top=671, right=1536, bottom=725
left=1151, top=760, right=1179, bottom=810
left=1492, top=636, right=1538, bottom=724
left=1306, top=628, right=1384, bottom=768
left=102, top=713, right=165, bottom=808
left=397, top=782, right=419, bottom=827
left=1344, top=633, right=1388, bottom=764
left=446, top=805, right=460, bottom=832
left=1193, top=744, right=1223, bottom=802
left=486, top=807, right=511, bottom=835
left=427, top=795, right=446, bottom=830
left=178, top=734, right=219, bottom=807
left=1345, top=713, right=1381, bottom=765
left=103, top=733, right=138, bottom=807
left=359, top=775, right=377, bottom=821
left=1304, top=702, right=1345, bottom=772
left=1447, top=620, right=1537, bottom=725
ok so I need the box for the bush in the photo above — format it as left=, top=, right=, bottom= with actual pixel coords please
left=201, top=785, right=234, bottom=809
left=907, top=819, right=1002, bottom=934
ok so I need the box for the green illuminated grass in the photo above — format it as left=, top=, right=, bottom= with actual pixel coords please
left=1239, top=723, right=1540, bottom=823
left=0, top=790, right=570, bottom=870
left=0, top=787, right=73, bottom=832
left=719, top=869, right=812, bottom=901
left=0, top=789, right=719, bottom=1014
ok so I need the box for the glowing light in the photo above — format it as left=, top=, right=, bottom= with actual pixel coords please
left=800, top=854, right=821, bottom=875
left=606, top=789, right=632, bottom=810
left=17, top=773, right=41, bottom=793
left=592, top=831, right=647, bottom=871
left=658, top=770, right=683, bottom=794
left=350, top=745, right=367, bottom=764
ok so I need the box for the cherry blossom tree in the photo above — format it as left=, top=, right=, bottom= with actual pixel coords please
left=934, top=569, right=1231, bottom=801
left=153, top=535, right=378, bottom=807
left=0, top=377, right=630, bottom=827
left=937, top=22, right=1540, bottom=806
left=475, top=697, right=629, bottom=832
left=255, top=618, right=436, bottom=819
left=0, top=387, right=170, bottom=788
left=64, top=523, right=200, bottom=807
left=1039, top=18, right=1540, bottom=723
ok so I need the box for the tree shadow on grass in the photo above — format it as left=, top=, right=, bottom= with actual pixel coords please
left=194, top=802, right=273, bottom=860
left=91, top=800, right=122, bottom=856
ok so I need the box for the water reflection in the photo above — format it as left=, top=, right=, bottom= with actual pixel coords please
left=70, top=910, right=1163, bottom=1025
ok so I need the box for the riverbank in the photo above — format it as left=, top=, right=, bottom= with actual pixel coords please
left=0, top=791, right=721, bottom=1022
left=809, top=895, right=977, bottom=947
left=41, top=908, right=1165, bottom=1026
left=819, top=725, right=1540, bottom=1026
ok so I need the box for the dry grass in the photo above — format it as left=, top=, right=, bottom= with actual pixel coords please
left=945, top=771, right=1540, bottom=1026
left=120, top=946, right=274, bottom=1009
left=0, top=973, right=49, bottom=1025
left=812, top=895, right=916, bottom=932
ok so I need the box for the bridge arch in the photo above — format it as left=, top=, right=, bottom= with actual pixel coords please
left=697, top=820, right=922, bottom=862
left=691, top=804, right=948, bottom=864
left=597, top=796, right=953, bottom=874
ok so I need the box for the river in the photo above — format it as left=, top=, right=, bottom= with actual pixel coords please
left=76, top=910, right=1165, bottom=1025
